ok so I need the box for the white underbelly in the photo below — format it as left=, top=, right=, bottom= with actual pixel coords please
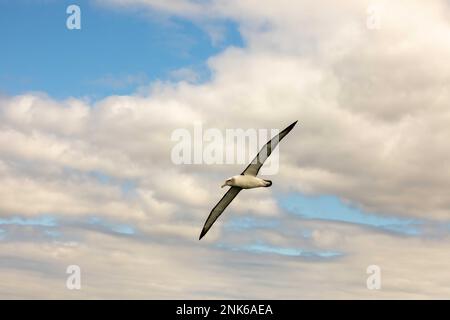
left=232, top=175, right=266, bottom=189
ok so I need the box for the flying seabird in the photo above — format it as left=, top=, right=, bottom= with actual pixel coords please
left=199, top=120, right=298, bottom=240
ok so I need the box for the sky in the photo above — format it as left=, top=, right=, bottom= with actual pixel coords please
left=0, top=0, right=450, bottom=299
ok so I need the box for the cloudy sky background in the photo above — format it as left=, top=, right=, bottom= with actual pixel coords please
left=1, top=0, right=450, bottom=298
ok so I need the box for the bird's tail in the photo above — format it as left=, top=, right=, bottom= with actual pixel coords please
left=264, top=180, right=272, bottom=187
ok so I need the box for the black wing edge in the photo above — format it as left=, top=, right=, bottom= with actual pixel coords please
left=199, top=226, right=209, bottom=240
left=241, top=120, right=299, bottom=175
left=283, top=120, right=299, bottom=134
left=199, top=186, right=242, bottom=240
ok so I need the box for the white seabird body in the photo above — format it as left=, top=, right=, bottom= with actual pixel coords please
left=199, top=120, right=298, bottom=240
left=221, top=175, right=272, bottom=189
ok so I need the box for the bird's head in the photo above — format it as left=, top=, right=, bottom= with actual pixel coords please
left=221, top=177, right=234, bottom=188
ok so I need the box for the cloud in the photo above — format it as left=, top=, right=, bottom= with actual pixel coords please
left=1, top=0, right=450, bottom=298
left=0, top=223, right=449, bottom=299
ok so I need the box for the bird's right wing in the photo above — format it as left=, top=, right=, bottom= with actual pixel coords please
left=199, top=186, right=242, bottom=240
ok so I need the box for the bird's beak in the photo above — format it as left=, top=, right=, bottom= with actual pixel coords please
left=221, top=183, right=227, bottom=188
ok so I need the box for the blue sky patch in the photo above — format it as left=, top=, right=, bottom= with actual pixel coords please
left=217, top=242, right=342, bottom=259
left=280, top=193, right=423, bottom=236
left=87, top=217, right=136, bottom=235
left=0, top=216, right=57, bottom=227
left=0, top=0, right=243, bottom=99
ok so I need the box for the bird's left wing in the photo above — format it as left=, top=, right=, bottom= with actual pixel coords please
left=241, top=120, right=298, bottom=177
left=199, top=186, right=242, bottom=240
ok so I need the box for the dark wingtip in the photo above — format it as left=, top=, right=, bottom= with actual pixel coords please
left=283, top=120, right=298, bottom=133
left=199, top=228, right=207, bottom=240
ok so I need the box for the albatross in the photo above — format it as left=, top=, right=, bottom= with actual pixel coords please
left=199, top=120, right=298, bottom=240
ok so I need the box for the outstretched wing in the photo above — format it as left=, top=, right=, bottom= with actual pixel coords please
left=199, top=186, right=242, bottom=240
left=241, top=120, right=298, bottom=177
